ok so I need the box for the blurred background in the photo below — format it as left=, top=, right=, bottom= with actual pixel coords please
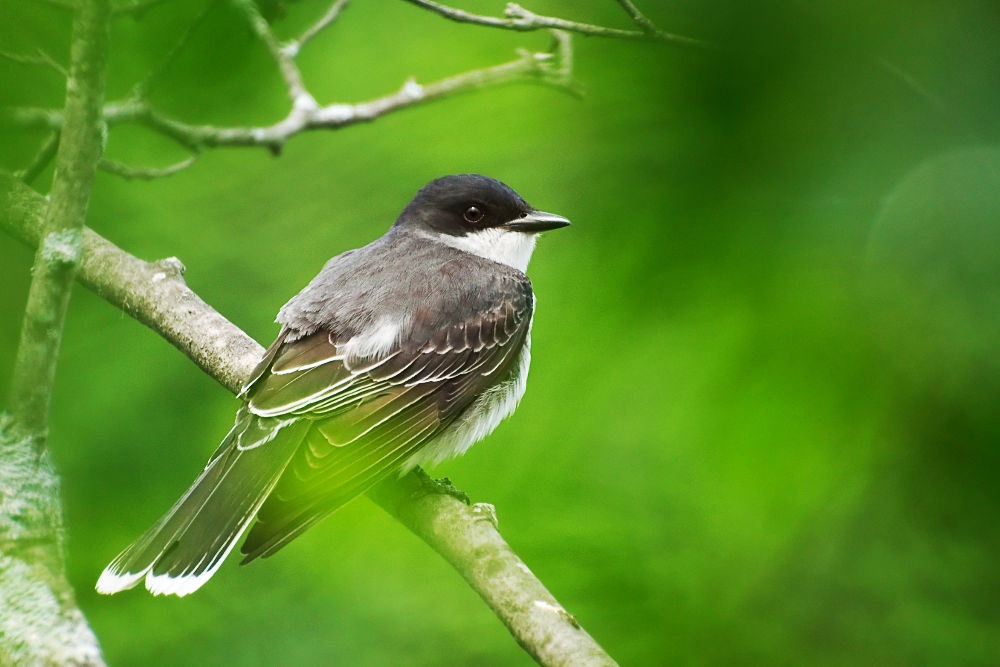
left=2, top=0, right=1000, bottom=664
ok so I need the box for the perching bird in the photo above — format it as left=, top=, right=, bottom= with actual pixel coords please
left=96, top=174, right=570, bottom=596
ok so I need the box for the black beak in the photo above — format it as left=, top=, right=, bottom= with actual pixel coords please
left=504, top=210, right=572, bottom=233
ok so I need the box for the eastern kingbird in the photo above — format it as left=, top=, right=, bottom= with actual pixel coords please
left=96, top=174, right=570, bottom=596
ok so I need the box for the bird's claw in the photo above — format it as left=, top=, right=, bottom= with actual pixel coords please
left=427, top=476, right=471, bottom=505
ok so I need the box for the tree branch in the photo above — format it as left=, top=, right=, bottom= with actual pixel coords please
left=128, top=0, right=218, bottom=99
left=614, top=0, right=657, bottom=35
left=14, top=43, right=575, bottom=156
left=0, top=176, right=260, bottom=394
left=4, top=11, right=576, bottom=163
left=10, top=0, right=109, bottom=452
left=232, top=0, right=316, bottom=109
left=15, top=131, right=61, bottom=185
left=370, top=472, right=618, bottom=666
left=0, top=48, right=68, bottom=77
left=0, top=106, right=64, bottom=132
left=0, top=172, right=618, bottom=666
left=98, top=153, right=201, bottom=179
left=0, top=418, right=106, bottom=667
left=404, top=0, right=708, bottom=47
left=289, top=0, right=351, bottom=56
left=1, top=0, right=111, bottom=662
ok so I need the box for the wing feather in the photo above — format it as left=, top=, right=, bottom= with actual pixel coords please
left=237, top=273, right=534, bottom=562
left=270, top=332, right=342, bottom=374
left=241, top=401, right=440, bottom=560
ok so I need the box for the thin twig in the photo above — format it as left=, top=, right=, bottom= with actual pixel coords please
left=549, top=30, right=573, bottom=84
left=99, top=153, right=201, bottom=180
left=615, top=0, right=657, bottom=35
left=404, top=0, right=708, bottom=47
left=0, top=49, right=67, bottom=77
left=404, top=0, right=510, bottom=29
left=130, top=0, right=219, bottom=98
left=101, top=98, right=203, bottom=151
left=0, top=106, right=63, bottom=131
left=232, top=0, right=316, bottom=110
left=287, top=0, right=351, bottom=56
left=94, top=43, right=574, bottom=154
left=15, top=132, right=61, bottom=185
left=37, top=49, right=69, bottom=77
left=878, top=58, right=948, bottom=113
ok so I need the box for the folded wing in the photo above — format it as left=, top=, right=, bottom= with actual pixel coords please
left=239, top=288, right=532, bottom=562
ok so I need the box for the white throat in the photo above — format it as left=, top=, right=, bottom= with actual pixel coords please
left=424, top=228, right=538, bottom=273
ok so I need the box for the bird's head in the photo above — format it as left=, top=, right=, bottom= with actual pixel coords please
left=395, top=174, right=570, bottom=272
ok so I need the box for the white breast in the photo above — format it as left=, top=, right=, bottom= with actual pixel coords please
left=402, top=325, right=532, bottom=471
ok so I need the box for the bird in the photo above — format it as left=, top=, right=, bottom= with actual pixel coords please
left=96, top=174, right=570, bottom=597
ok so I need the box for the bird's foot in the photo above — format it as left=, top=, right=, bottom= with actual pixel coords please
left=400, top=466, right=472, bottom=505
left=425, top=474, right=472, bottom=506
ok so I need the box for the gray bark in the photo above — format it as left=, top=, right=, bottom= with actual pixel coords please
left=1, top=0, right=111, bottom=664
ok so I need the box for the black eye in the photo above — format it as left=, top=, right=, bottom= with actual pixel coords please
left=463, top=206, right=485, bottom=223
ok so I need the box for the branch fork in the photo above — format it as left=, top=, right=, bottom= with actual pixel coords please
left=6, top=0, right=705, bottom=181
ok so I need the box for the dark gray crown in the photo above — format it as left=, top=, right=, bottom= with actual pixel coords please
left=395, top=174, right=533, bottom=236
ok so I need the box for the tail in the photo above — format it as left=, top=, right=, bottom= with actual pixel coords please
left=95, top=409, right=309, bottom=597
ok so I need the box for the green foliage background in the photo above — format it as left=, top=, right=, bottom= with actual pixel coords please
left=3, top=1, right=1000, bottom=664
